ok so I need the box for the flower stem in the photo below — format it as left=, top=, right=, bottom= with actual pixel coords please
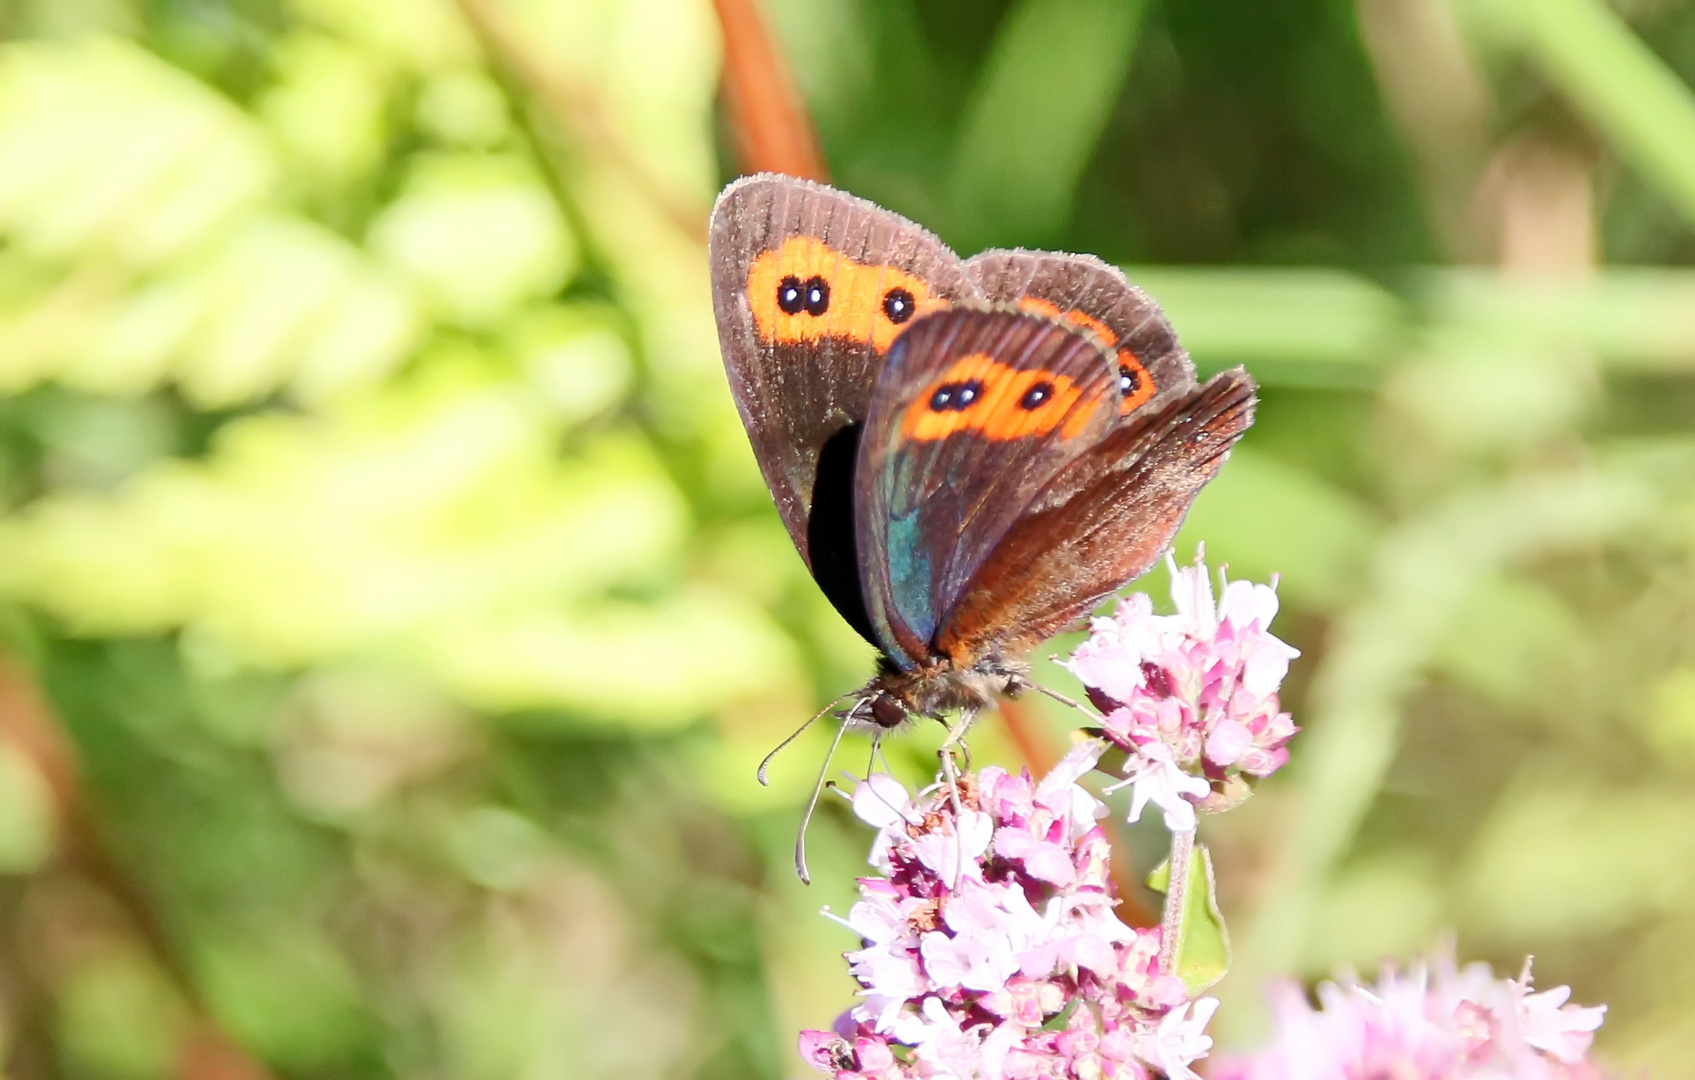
left=1159, top=827, right=1196, bottom=973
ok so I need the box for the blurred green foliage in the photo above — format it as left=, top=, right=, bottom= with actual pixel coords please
left=1, top=0, right=1695, bottom=1078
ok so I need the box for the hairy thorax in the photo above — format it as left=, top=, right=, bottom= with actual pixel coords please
left=862, top=652, right=1030, bottom=728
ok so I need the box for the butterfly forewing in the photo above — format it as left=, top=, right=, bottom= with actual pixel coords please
left=936, top=370, right=1257, bottom=663
left=708, top=175, right=978, bottom=568
left=966, top=251, right=1195, bottom=422
left=855, top=307, right=1121, bottom=668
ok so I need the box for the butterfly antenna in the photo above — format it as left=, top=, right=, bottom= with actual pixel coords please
left=795, top=700, right=860, bottom=885
left=757, top=689, right=857, bottom=786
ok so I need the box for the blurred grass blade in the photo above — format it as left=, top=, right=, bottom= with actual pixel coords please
left=1131, top=267, right=1407, bottom=379
left=1471, top=0, right=1695, bottom=228
left=1140, top=265, right=1695, bottom=375
left=1422, top=267, right=1695, bottom=371
left=713, top=0, right=829, bottom=180
left=951, top=0, right=1146, bottom=248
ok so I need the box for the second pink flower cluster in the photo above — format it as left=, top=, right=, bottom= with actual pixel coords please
left=1066, top=555, right=1300, bottom=830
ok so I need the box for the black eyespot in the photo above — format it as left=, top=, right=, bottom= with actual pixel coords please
left=928, top=379, right=985, bottom=412
left=778, top=275, right=805, bottom=315
left=1019, top=381, right=1055, bottom=410
left=803, top=275, right=830, bottom=316
left=882, top=287, right=915, bottom=324
left=1118, top=363, right=1141, bottom=397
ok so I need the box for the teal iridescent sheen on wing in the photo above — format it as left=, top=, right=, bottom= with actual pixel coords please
left=885, top=510, right=936, bottom=652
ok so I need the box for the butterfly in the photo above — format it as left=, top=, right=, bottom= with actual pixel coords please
left=708, top=174, right=1256, bottom=880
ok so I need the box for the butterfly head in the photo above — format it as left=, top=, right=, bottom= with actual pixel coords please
left=866, top=692, right=909, bottom=729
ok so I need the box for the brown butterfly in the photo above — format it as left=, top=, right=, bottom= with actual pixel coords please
left=709, top=174, right=1255, bottom=880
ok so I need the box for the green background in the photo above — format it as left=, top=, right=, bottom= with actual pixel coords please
left=0, top=0, right=1692, bottom=1076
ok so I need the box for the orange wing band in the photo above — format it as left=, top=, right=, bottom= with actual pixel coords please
left=746, top=236, right=946, bottom=351
left=899, top=353, right=1100, bottom=443
left=1017, top=296, right=1118, bottom=346
left=1015, top=297, right=1158, bottom=414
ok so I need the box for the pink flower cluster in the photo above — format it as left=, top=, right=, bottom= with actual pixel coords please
left=1064, top=555, right=1299, bottom=831
left=1213, top=950, right=1612, bottom=1080
left=798, top=748, right=1216, bottom=1080
left=792, top=550, right=1622, bottom=1080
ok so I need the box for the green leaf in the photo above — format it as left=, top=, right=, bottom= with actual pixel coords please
left=257, top=33, right=391, bottom=187
left=1146, top=843, right=1231, bottom=995
left=0, top=38, right=273, bottom=267
left=1040, top=996, right=1081, bottom=1032
left=951, top=0, right=1147, bottom=248
left=368, top=154, right=577, bottom=328
left=55, top=950, right=190, bottom=1080
left=194, top=927, right=372, bottom=1070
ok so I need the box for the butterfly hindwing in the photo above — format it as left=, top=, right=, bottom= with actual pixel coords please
left=936, top=369, right=1258, bottom=664
left=967, top=250, right=1195, bottom=420
left=709, top=174, right=977, bottom=568
left=855, top=307, right=1121, bottom=668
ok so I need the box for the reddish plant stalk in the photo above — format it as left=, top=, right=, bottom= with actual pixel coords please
left=713, top=0, right=829, bottom=180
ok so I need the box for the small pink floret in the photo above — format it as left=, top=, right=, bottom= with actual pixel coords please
left=1064, top=554, right=1300, bottom=828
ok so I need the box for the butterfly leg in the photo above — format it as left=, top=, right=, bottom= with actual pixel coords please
left=1028, top=673, right=1103, bottom=720
left=936, top=706, right=981, bottom=766
left=936, top=707, right=980, bottom=889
